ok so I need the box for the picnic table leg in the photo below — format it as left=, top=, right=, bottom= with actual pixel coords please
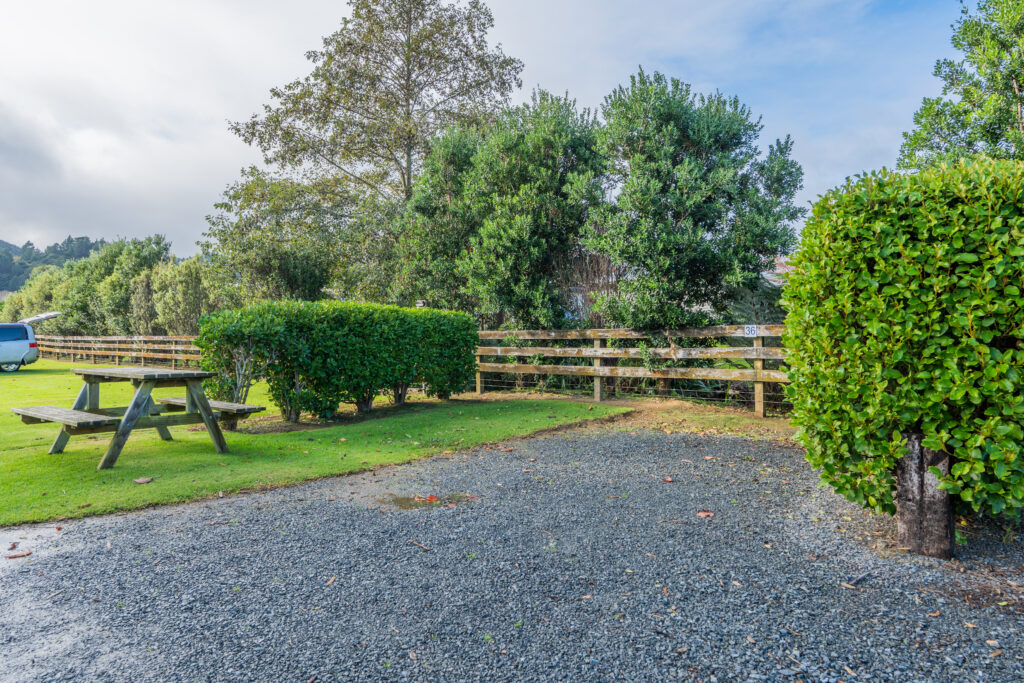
left=186, top=380, right=229, bottom=454
left=50, top=383, right=88, bottom=454
left=145, top=395, right=173, bottom=441
left=97, top=381, right=155, bottom=470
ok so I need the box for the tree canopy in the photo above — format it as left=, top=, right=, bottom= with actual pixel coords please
left=585, top=70, right=804, bottom=329
left=899, top=0, right=1024, bottom=169
left=231, top=0, right=522, bottom=200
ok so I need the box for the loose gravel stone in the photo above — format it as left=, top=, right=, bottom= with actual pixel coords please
left=1, top=431, right=1021, bottom=682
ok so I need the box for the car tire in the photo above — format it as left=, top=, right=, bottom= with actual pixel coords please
left=0, top=363, right=21, bottom=373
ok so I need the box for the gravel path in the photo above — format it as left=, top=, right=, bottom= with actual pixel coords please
left=2, top=430, right=1022, bottom=682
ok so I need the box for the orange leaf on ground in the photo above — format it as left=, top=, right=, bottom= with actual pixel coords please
left=326, top=576, right=336, bottom=586
left=5, top=551, right=31, bottom=559
left=426, top=494, right=438, bottom=503
left=523, top=469, right=535, bottom=473
left=663, top=477, right=673, bottom=483
left=696, top=510, right=714, bottom=518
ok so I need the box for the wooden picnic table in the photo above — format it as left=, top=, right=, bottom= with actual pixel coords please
left=12, top=367, right=264, bottom=470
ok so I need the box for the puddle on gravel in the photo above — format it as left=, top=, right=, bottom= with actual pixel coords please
left=377, top=493, right=477, bottom=509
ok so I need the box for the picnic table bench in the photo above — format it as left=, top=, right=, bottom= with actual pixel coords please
left=11, top=367, right=265, bottom=470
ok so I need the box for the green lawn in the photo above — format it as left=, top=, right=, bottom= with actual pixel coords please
left=0, top=360, right=627, bottom=526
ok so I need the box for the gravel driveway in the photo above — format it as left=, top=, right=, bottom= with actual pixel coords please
left=2, top=429, right=1021, bottom=682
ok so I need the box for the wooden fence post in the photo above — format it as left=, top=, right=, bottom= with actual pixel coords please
left=594, top=338, right=603, bottom=402
left=896, top=433, right=954, bottom=559
left=753, top=336, right=765, bottom=418
left=476, top=353, right=483, bottom=395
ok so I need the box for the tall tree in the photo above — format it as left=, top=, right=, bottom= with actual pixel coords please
left=899, top=0, right=1024, bottom=169
left=458, top=91, right=604, bottom=328
left=391, top=126, right=483, bottom=310
left=201, top=168, right=351, bottom=302
left=232, top=0, right=522, bottom=201
left=586, top=69, right=804, bottom=330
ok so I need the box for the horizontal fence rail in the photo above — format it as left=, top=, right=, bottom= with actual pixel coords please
left=37, top=336, right=201, bottom=367
left=37, top=324, right=789, bottom=417
left=476, top=325, right=788, bottom=417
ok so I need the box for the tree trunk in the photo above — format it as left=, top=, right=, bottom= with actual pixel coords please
left=896, top=433, right=954, bottom=559
left=393, top=383, right=409, bottom=405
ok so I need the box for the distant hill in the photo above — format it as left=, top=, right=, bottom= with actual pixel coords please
left=0, top=236, right=106, bottom=292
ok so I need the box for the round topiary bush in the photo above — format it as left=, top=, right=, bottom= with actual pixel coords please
left=784, top=158, right=1024, bottom=517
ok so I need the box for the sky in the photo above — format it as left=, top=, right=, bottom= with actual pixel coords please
left=0, top=0, right=958, bottom=256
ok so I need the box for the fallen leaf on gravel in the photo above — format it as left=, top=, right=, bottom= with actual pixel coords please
left=7, top=542, right=16, bottom=551
left=732, top=581, right=742, bottom=587
left=964, top=622, right=978, bottom=628
left=445, top=503, right=457, bottom=508
left=528, top=458, right=537, bottom=462
left=5, top=551, right=31, bottom=559
left=746, top=636, right=755, bottom=644
left=841, top=582, right=858, bottom=590
left=927, top=611, right=940, bottom=617
left=55, top=526, right=62, bottom=531
left=986, top=640, right=999, bottom=647
left=133, top=477, right=153, bottom=485
left=326, top=576, right=336, bottom=586
left=696, top=510, right=714, bottom=518
left=522, top=469, right=534, bottom=473
left=844, top=665, right=856, bottom=677
left=663, top=477, right=673, bottom=483
left=681, top=459, right=693, bottom=464
left=409, top=652, right=417, bottom=660
left=990, top=649, right=1003, bottom=657
left=764, top=544, right=773, bottom=549
left=704, top=456, right=715, bottom=460
left=581, top=594, right=592, bottom=599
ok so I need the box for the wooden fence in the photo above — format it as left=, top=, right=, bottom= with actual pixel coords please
left=476, top=325, right=787, bottom=417
left=38, top=325, right=788, bottom=417
left=37, top=336, right=201, bottom=367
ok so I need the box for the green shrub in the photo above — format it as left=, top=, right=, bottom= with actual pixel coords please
left=198, top=301, right=478, bottom=422
left=783, top=158, right=1024, bottom=517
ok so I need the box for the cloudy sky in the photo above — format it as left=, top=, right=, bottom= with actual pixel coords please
left=0, top=0, right=956, bottom=255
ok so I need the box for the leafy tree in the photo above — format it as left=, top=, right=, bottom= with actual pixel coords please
left=1, top=238, right=170, bottom=335
left=231, top=0, right=522, bottom=201
left=391, top=126, right=483, bottom=310
left=152, top=257, right=237, bottom=336
left=458, top=91, right=604, bottom=327
left=97, top=236, right=172, bottom=335
left=899, top=0, right=1024, bottom=169
left=129, top=270, right=162, bottom=336
left=201, top=168, right=350, bottom=302
left=586, top=69, right=804, bottom=330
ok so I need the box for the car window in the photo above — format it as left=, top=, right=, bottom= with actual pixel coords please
left=0, top=325, right=29, bottom=342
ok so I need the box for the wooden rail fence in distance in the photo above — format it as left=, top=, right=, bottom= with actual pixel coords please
left=476, top=325, right=787, bottom=417
left=38, top=325, right=788, bottom=417
left=36, top=336, right=201, bottom=368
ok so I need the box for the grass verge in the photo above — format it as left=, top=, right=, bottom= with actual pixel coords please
left=0, top=360, right=627, bottom=526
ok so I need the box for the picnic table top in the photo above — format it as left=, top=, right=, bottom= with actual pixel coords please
left=72, top=367, right=216, bottom=382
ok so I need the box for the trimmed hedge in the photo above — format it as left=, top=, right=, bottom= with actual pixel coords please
left=783, top=158, right=1024, bottom=517
left=197, top=301, right=478, bottom=421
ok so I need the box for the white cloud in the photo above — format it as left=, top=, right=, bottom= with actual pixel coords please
left=0, top=0, right=957, bottom=253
